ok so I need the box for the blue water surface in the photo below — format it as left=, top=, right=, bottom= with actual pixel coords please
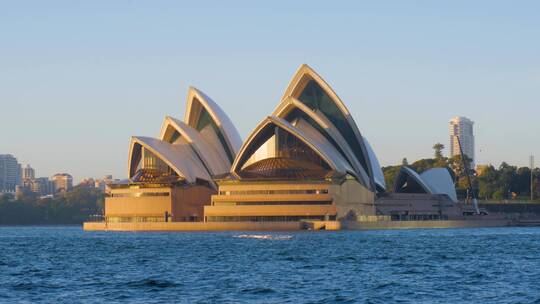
left=0, top=226, right=539, bottom=303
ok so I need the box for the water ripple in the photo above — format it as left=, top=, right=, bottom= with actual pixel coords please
left=1, top=226, right=540, bottom=303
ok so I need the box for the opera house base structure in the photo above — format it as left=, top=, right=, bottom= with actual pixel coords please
left=84, top=64, right=517, bottom=232
left=105, top=183, right=215, bottom=223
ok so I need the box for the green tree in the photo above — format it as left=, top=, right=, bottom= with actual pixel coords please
left=0, top=186, right=104, bottom=225
left=433, top=143, right=445, bottom=159
left=498, top=162, right=517, bottom=199
left=410, top=158, right=437, bottom=174
left=478, top=165, right=499, bottom=200
left=514, top=167, right=532, bottom=197
left=382, top=165, right=402, bottom=192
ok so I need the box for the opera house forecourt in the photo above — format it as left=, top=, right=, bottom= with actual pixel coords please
left=84, top=64, right=509, bottom=231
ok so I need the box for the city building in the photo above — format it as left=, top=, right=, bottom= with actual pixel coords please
left=21, top=164, right=35, bottom=180
left=17, top=164, right=54, bottom=196
left=78, top=178, right=96, bottom=189
left=0, top=154, right=21, bottom=193
left=94, top=175, right=118, bottom=192
left=76, top=175, right=118, bottom=193
left=27, top=177, right=53, bottom=196
left=449, top=116, right=475, bottom=168
left=51, top=173, right=73, bottom=193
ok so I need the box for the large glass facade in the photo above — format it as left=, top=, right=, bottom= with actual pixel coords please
left=285, top=109, right=350, bottom=168
left=131, top=169, right=180, bottom=183
left=143, top=149, right=171, bottom=173
left=219, top=189, right=329, bottom=195
left=167, top=130, right=181, bottom=144
left=297, top=80, right=370, bottom=175
left=194, top=101, right=235, bottom=163
left=130, top=146, right=180, bottom=183
left=237, top=125, right=331, bottom=179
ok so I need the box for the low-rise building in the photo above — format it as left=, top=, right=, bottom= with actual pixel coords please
left=94, top=175, right=117, bottom=192
left=52, top=173, right=73, bottom=193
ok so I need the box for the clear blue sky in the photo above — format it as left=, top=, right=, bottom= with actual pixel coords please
left=1, top=1, right=539, bottom=181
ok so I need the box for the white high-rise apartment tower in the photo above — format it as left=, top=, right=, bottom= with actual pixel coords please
left=449, top=116, right=475, bottom=168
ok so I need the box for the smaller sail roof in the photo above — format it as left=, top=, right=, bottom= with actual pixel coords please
left=393, top=166, right=434, bottom=194
left=128, top=136, right=212, bottom=185
left=393, top=166, right=457, bottom=202
left=420, top=168, right=458, bottom=203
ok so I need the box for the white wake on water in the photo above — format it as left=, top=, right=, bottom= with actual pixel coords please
left=233, top=234, right=293, bottom=240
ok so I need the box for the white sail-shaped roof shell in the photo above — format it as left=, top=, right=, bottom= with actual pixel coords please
left=363, top=137, right=386, bottom=192
left=393, top=166, right=434, bottom=194
left=159, top=116, right=230, bottom=175
left=128, top=136, right=212, bottom=185
left=291, top=118, right=355, bottom=176
left=273, top=97, right=371, bottom=188
left=231, top=116, right=355, bottom=177
left=184, top=87, right=242, bottom=163
left=278, top=64, right=375, bottom=191
left=394, top=166, right=457, bottom=202
left=420, top=168, right=458, bottom=202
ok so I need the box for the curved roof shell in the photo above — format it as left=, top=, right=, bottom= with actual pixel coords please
left=420, top=168, right=458, bottom=202
left=278, top=64, right=375, bottom=191
left=362, top=137, right=386, bottom=192
left=231, top=116, right=355, bottom=178
left=273, top=97, right=371, bottom=187
left=128, top=136, right=212, bottom=185
left=394, top=166, right=457, bottom=202
left=393, top=166, right=434, bottom=194
left=159, top=116, right=230, bottom=175
left=184, top=87, right=242, bottom=163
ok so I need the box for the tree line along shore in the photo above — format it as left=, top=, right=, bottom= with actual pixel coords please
left=0, top=186, right=103, bottom=225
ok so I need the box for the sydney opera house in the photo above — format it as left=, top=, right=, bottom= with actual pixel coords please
left=92, top=64, right=488, bottom=231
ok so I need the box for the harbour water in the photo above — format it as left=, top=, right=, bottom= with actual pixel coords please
left=1, top=226, right=540, bottom=303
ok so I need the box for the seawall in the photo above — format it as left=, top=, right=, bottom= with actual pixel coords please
left=84, top=219, right=513, bottom=232
left=83, top=221, right=302, bottom=231
left=343, top=219, right=511, bottom=230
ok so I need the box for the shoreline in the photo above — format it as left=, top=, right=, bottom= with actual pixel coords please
left=83, top=218, right=535, bottom=232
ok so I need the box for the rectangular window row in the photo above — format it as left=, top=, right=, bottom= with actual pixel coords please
left=219, top=189, right=329, bottom=195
